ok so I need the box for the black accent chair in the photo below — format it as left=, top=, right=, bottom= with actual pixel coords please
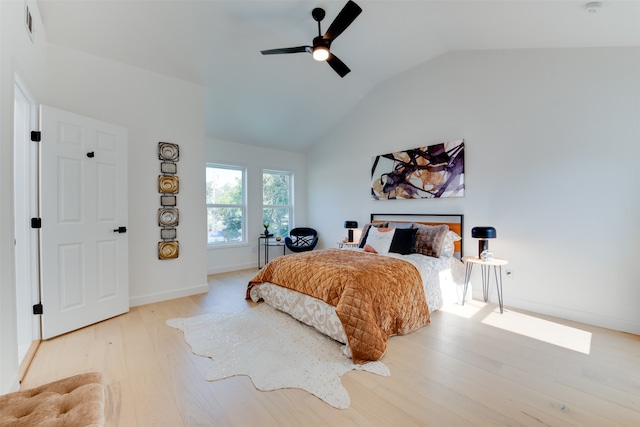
left=285, top=227, right=318, bottom=253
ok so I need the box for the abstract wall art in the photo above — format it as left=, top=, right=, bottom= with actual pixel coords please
left=371, top=139, right=464, bottom=200
left=158, top=141, right=179, bottom=259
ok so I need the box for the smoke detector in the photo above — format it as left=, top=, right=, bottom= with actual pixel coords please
left=585, top=2, right=603, bottom=13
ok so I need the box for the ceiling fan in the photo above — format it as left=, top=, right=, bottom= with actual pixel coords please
left=260, top=1, right=362, bottom=78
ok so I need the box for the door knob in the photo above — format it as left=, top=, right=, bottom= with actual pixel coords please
left=113, top=226, right=127, bottom=233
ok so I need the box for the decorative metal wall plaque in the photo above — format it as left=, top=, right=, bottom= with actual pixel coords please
left=158, top=141, right=179, bottom=259
left=158, top=208, right=179, bottom=227
left=159, top=142, right=179, bottom=162
left=160, top=162, right=177, bottom=174
left=160, top=228, right=177, bottom=240
left=160, top=195, right=176, bottom=206
left=158, top=241, right=179, bottom=259
left=158, top=175, right=179, bottom=193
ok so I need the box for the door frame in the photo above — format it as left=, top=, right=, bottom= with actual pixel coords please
left=13, top=72, right=41, bottom=371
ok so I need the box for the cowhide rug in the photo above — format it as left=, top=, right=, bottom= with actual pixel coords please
left=166, top=303, right=389, bottom=409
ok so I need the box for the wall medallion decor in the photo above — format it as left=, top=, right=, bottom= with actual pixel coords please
left=160, top=228, right=177, bottom=240
left=159, top=142, right=179, bottom=162
left=158, top=241, right=179, bottom=260
left=160, top=195, right=176, bottom=206
left=371, top=139, right=464, bottom=199
left=161, top=162, right=177, bottom=174
left=158, top=142, right=179, bottom=259
left=158, top=175, right=179, bottom=193
left=158, top=208, right=179, bottom=227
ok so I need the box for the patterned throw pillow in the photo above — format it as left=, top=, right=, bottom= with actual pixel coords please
left=413, top=224, right=449, bottom=258
left=358, top=222, right=388, bottom=248
left=363, top=227, right=396, bottom=254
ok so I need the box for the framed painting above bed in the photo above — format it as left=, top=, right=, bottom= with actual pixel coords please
left=370, top=140, right=465, bottom=200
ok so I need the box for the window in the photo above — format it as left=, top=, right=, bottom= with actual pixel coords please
left=263, top=170, right=292, bottom=238
left=206, top=164, right=245, bottom=245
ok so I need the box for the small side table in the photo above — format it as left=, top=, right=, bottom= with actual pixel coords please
left=337, top=241, right=359, bottom=249
left=258, top=235, right=286, bottom=269
left=462, top=256, right=508, bottom=313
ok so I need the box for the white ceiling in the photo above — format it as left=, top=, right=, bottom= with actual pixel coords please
left=36, top=0, right=640, bottom=152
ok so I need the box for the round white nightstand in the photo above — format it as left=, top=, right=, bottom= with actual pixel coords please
left=462, top=256, right=508, bottom=313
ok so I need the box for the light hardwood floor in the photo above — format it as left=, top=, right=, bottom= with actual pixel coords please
left=22, top=269, right=640, bottom=426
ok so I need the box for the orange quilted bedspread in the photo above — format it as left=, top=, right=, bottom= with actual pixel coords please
left=248, top=249, right=430, bottom=363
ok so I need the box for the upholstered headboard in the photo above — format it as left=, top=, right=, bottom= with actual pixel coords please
left=370, top=213, right=464, bottom=258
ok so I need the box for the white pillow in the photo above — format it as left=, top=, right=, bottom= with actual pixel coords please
left=441, top=230, right=462, bottom=258
left=364, top=227, right=396, bottom=254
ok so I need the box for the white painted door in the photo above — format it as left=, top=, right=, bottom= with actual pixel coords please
left=40, top=106, right=129, bottom=339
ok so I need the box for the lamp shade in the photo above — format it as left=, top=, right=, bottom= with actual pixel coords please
left=471, top=226, right=496, bottom=239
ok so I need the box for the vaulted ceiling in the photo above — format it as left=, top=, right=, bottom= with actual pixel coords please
left=37, top=0, right=640, bottom=152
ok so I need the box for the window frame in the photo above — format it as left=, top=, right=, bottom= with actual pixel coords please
left=262, top=169, right=293, bottom=238
left=206, top=163, right=247, bottom=247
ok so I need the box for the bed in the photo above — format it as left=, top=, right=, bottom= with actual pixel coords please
left=247, top=213, right=469, bottom=363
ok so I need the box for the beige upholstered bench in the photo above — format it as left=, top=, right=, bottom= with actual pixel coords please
left=0, top=372, right=105, bottom=427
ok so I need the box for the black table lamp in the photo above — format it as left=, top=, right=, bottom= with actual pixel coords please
left=344, top=221, right=358, bottom=243
left=471, top=226, right=496, bottom=259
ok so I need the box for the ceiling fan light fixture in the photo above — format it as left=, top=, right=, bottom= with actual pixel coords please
left=259, top=1, right=362, bottom=76
left=312, top=46, right=330, bottom=61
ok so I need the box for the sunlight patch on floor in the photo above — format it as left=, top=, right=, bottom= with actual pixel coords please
left=481, top=310, right=592, bottom=354
left=440, top=299, right=485, bottom=319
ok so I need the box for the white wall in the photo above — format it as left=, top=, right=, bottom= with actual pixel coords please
left=46, top=44, right=208, bottom=306
left=307, top=48, right=640, bottom=334
left=0, top=0, right=48, bottom=393
left=206, top=138, right=307, bottom=274
left=1, top=3, right=207, bottom=392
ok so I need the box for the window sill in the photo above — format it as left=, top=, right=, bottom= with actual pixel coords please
left=207, top=242, right=248, bottom=250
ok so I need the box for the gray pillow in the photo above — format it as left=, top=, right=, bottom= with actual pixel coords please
left=413, top=224, right=449, bottom=258
left=387, top=221, right=414, bottom=229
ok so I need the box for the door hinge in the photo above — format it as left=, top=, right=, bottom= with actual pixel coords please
left=33, top=303, right=43, bottom=315
left=31, top=131, right=41, bottom=142
left=31, top=218, right=42, bottom=229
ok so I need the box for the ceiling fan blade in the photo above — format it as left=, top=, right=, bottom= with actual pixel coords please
left=326, top=53, right=351, bottom=78
left=323, top=1, right=362, bottom=42
left=261, top=46, right=310, bottom=55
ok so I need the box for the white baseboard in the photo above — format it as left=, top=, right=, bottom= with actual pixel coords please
left=208, top=261, right=256, bottom=276
left=129, top=283, right=209, bottom=307
left=472, top=290, right=640, bottom=335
